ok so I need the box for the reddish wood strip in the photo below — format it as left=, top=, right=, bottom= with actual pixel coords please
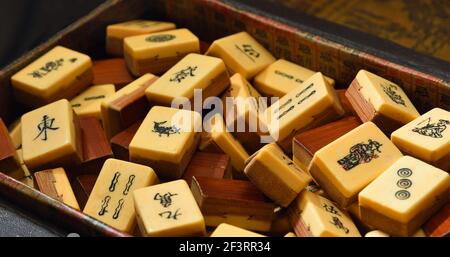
left=337, top=89, right=356, bottom=116
left=92, top=58, right=135, bottom=89
left=68, top=117, right=112, bottom=177
left=190, top=176, right=275, bottom=218
left=423, top=203, right=450, bottom=237
left=110, top=120, right=142, bottom=161
left=182, top=152, right=232, bottom=185
left=293, top=116, right=362, bottom=169
left=34, top=170, right=62, bottom=201
left=71, top=174, right=98, bottom=209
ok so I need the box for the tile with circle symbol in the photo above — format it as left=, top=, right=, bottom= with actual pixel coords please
left=106, top=20, right=176, bottom=56
left=309, top=122, right=403, bottom=208
left=145, top=53, right=229, bottom=107
left=124, top=28, right=199, bottom=76
left=359, top=156, right=450, bottom=236
left=245, top=143, right=312, bottom=207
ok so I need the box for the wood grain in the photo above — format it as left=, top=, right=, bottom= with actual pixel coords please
left=110, top=120, right=142, bottom=161
left=182, top=152, right=231, bottom=185
left=68, top=117, right=112, bottom=176
left=92, top=58, right=135, bottom=89
left=423, top=202, right=450, bottom=237
left=190, top=176, right=275, bottom=218
left=337, top=89, right=356, bottom=116
left=34, top=169, right=62, bottom=202
left=293, top=116, right=362, bottom=169
left=72, top=174, right=98, bottom=209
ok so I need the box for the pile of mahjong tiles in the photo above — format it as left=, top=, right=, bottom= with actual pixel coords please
left=2, top=19, right=449, bottom=237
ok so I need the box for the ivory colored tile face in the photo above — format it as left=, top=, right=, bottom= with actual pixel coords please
left=129, top=106, right=201, bottom=180
left=101, top=73, right=158, bottom=139
left=284, top=232, right=296, bottom=237
left=288, top=191, right=361, bottom=237
left=222, top=73, right=265, bottom=153
left=423, top=202, right=450, bottom=237
left=263, top=72, right=344, bottom=151
left=124, top=28, right=200, bottom=75
left=8, top=120, right=22, bottom=149
left=365, top=230, right=390, bottom=237
left=145, top=53, right=229, bottom=106
left=34, top=168, right=80, bottom=210
left=293, top=117, right=362, bottom=172
left=346, top=70, right=420, bottom=134
left=83, top=159, right=158, bottom=233
left=244, top=143, right=312, bottom=207
left=210, top=223, right=265, bottom=237
left=21, top=99, right=82, bottom=171
left=254, top=59, right=335, bottom=97
left=70, top=84, right=115, bottom=119
left=133, top=180, right=205, bottom=237
left=359, top=156, right=450, bottom=236
left=391, top=108, right=450, bottom=170
left=199, top=114, right=249, bottom=175
left=206, top=32, right=275, bottom=79
left=310, top=122, right=403, bottom=208
left=106, top=20, right=176, bottom=56
left=11, top=46, right=93, bottom=107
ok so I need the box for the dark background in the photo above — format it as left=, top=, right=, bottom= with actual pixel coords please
left=0, top=0, right=104, bottom=237
left=0, top=0, right=105, bottom=69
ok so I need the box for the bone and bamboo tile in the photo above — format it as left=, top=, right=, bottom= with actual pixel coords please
left=263, top=72, right=344, bottom=153
left=129, top=106, right=201, bottom=180
left=359, top=156, right=450, bottom=236
left=391, top=108, right=450, bottom=171
left=124, top=28, right=199, bottom=76
left=254, top=59, right=334, bottom=97
left=288, top=191, right=361, bottom=237
left=206, top=32, right=275, bottom=79
left=83, top=158, right=158, bottom=233
left=107, top=20, right=176, bottom=56
left=133, top=180, right=205, bottom=237
left=245, top=143, right=312, bottom=207
left=309, top=122, right=403, bottom=208
left=11, top=46, right=93, bottom=107
left=35, top=168, right=80, bottom=210
left=70, top=84, right=116, bottom=120
left=21, top=99, right=83, bottom=171
left=345, top=70, right=420, bottom=134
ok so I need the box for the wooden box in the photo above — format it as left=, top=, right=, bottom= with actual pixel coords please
left=0, top=0, right=448, bottom=236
